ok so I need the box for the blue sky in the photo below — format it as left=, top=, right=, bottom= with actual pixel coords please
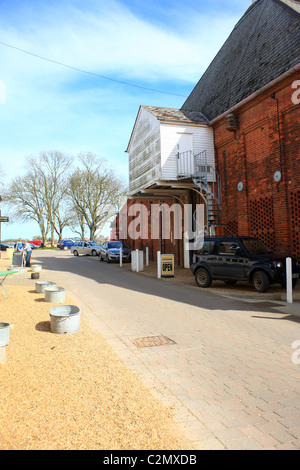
left=0, top=0, right=251, bottom=240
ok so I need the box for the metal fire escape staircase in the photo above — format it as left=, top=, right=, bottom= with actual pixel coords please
left=178, top=150, right=221, bottom=235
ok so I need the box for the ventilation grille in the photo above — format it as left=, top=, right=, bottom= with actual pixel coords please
left=291, top=190, right=300, bottom=260
left=225, top=220, right=238, bottom=236
left=250, top=196, right=275, bottom=250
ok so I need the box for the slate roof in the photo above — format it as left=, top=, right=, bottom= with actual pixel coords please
left=125, top=105, right=208, bottom=153
left=141, top=105, right=209, bottom=124
left=181, top=0, right=300, bottom=122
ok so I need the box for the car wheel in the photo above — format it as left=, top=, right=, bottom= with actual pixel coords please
left=252, top=270, right=269, bottom=293
left=106, top=255, right=110, bottom=264
left=91, top=250, right=97, bottom=256
left=73, top=250, right=78, bottom=256
left=195, top=268, right=212, bottom=288
left=63, top=246, right=68, bottom=251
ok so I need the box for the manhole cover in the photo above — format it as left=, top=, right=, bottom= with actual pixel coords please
left=130, top=335, right=176, bottom=348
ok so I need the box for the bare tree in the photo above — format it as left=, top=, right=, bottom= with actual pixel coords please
left=4, top=173, right=49, bottom=245
left=68, top=207, right=87, bottom=240
left=4, top=151, right=73, bottom=244
left=68, top=153, right=126, bottom=240
left=29, top=151, right=73, bottom=243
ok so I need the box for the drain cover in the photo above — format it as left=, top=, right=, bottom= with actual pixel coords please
left=130, top=335, right=176, bottom=348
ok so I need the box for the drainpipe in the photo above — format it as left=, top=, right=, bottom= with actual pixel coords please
left=270, top=92, right=283, bottom=183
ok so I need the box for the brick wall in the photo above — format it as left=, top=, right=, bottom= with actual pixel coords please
left=113, top=197, right=186, bottom=265
left=214, top=73, right=300, bottom=258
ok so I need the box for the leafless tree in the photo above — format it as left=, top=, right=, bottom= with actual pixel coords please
left=68, top=153, right=126, bottom=240
left=31, top=151, right=73, bottom=243
left=4, top=151, right=72, bottom=244
left=4, top=173, right=49, bottom=245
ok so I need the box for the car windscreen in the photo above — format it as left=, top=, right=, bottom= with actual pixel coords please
left=107, top=242, right=123, bottom=248
left=241, top=239, right=272, bottom=254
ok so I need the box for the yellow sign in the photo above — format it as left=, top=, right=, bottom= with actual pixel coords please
left=161, top=254, right=174, bottom=277
left=6, top=248, right=14, bottom=260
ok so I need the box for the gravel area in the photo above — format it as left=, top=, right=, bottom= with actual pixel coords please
left=0, top=265, right=191, bottom=450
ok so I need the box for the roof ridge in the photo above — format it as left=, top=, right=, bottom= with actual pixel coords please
left=233, top=0, right=263, bottom=29
left=180, top=0, right=300, bottom=121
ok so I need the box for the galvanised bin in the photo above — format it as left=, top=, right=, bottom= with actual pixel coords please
left=0, top=323, right=10, bottom=347
left=49, top=305, right=81, bottom=335
left=35, top=281, right=56, bottom=294
left=44, top=286, right=65, bottom=303
left=31, top=264, right=42, bottom=273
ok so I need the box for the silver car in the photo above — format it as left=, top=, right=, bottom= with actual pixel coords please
left=71, top=240, right=101, bottom=257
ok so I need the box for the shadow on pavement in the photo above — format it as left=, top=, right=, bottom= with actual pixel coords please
left=30, top=251, right=300, bottom=322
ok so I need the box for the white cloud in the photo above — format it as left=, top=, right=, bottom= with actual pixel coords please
left=0, top=0, right=250, bottom=238
left=0, top=0, right=243, bottom=87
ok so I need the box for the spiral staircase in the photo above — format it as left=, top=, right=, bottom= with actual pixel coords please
left=177, top=150, right=221, bottom=235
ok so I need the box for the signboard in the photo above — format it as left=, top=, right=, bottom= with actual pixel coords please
left=0, top=216, right=9, bottom=222
left=161, top=254, right=174, bottom=278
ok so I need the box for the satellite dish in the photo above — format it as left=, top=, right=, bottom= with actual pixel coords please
left=237, top=182, right=243, bottom=191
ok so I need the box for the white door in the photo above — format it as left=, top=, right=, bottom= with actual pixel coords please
left=177, top=133, right=193, bottom=176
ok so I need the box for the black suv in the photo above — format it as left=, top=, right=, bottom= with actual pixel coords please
left=190, top=236, right=299, bottom=293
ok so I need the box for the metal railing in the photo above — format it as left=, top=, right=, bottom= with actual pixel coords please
left=178, top=150, right=222, bottom=231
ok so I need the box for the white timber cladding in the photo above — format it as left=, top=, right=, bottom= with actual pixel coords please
left=160, top=123, right=215, bottom=180
left=128, top=107, right=161, bottom=195
left=128, top=107, right=215, bottom=194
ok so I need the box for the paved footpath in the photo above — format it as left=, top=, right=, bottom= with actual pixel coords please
left=6, top=250, right=300, bottom=450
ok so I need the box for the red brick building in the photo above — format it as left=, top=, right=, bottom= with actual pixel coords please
left=181, top=0, right=300, bottom=259
left=118, top=0, right=300, bottom=264
left=212, top=74, right=300, bottom=258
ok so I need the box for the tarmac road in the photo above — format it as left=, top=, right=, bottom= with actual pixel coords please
left=20, top=250, right=300, bottom=449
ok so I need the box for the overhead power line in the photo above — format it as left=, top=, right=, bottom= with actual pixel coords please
left=0, top=40, right=187, bottom=98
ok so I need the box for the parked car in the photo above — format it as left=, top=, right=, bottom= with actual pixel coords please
left=190, top=236, right=300, bottom=293
left=57, top=239, right=75, bottom=250
left=71, top=241, right=101, bottom=256
left=99, top=240, right=131, bottom=263
left=0, top=243, right=10, bottom=251
left=29, top=240, right=42, bottom=248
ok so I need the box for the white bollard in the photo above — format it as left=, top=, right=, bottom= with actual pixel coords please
left=286, top=257, right=293, bottom=304
left=146, top=247, right=149, bottom=267
left=120, top=247, right=122, bottom=267
left=136, top=249, right=139, bottom=272
left=157, top=251, right=161, bottom=279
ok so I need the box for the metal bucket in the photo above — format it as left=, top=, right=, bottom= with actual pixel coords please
left=49, top=305, right=81, bottom=335
left=35, top=281, right=56, bottom=294
left=31, top=272, right=40, bottom=280
left=31, top=264, right=42, bottom=273
left=44, top=286, right=65, bottom=303
left=0, top=323, right=10, bottom=347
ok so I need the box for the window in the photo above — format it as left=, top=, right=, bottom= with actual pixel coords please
left=197, top=241, right=215, bottom=254
left=241, top=238, right=272, bottom=254
left=217, top=242, right=240, bottom=255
